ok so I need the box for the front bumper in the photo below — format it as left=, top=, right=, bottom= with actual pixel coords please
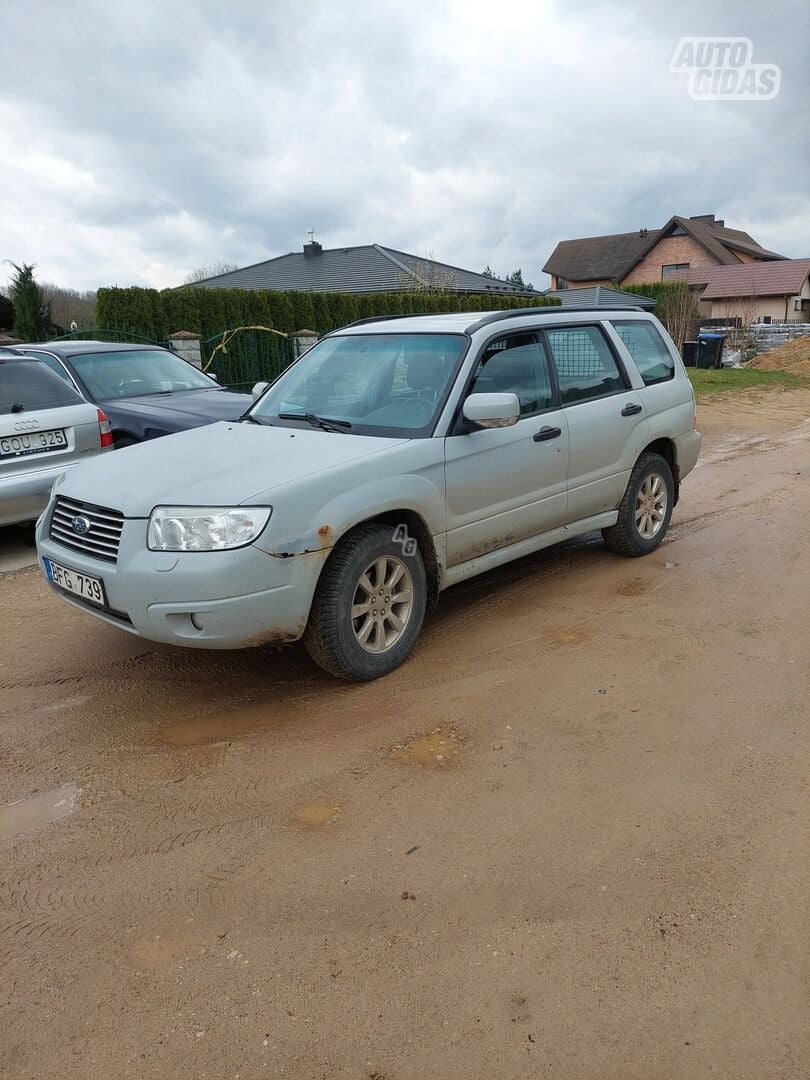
left=35, top=507, right=327, bottom=649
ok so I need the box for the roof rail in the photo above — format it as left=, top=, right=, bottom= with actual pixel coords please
left=464, top=305, right=648, bottom=333
left=341, top=312, right=437, bottom=329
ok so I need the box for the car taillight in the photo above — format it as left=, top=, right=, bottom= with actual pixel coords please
left=97, top=408, right=114, bottom=448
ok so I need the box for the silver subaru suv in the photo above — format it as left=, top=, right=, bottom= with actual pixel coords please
left=36, top=306, right=700, bottom=680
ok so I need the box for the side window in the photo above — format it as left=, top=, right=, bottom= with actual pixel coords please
left=468, top=333, right=553, bottom=416
left=612, top=320, right=675, bottom=386
left=545, top=326, right=625, bottom=405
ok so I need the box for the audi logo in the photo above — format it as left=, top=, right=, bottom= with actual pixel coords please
left=13, top=420, right=40, bottom=431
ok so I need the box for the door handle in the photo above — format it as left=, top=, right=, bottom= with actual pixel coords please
left=621, top=403, right=643, bottom=417
left=533, top=425, right=562, bottom=442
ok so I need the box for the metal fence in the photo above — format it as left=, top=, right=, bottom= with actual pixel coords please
left=47, top=327, right=176, bottom=350
left=200, top=328, right=297, bottom=392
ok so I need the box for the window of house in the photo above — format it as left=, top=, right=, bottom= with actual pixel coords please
left=555, top=278, right=569, bottom=290
left=611, top=320, right=674, bottom=386
left=544, top=326, right=625, bottom=405
left=469, top=333, right=553, bottom=416
left=661, top=263, right=689, bottom=280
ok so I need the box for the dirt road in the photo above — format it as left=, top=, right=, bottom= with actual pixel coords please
left=2, top=389, right=809, bottom=1080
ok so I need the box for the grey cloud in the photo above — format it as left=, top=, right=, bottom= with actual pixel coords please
left=0, top=0, right=807, bottom=291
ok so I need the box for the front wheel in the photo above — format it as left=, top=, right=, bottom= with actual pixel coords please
left=602, top=452, right=674, bottom=557
left=303, top=523, right=427, bottom=681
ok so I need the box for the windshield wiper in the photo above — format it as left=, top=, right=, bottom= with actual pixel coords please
left=278, top=411, right=352, bottom=433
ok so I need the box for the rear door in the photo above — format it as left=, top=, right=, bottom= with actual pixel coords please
left=542, top=324, right=648, bottom=523
left=0, top=358, right=102, bottom=478
left=444, top=331, right=569, bottom=566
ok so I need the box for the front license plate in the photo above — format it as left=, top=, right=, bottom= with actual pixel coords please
left=0, top=428, right=67, bottom=459
left=43, top=558, right=107, bottom=608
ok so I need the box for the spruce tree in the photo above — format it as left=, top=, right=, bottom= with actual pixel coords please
left=8, top=262, right=53, bottom=341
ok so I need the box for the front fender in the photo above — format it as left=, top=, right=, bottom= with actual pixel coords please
left=255, top=473, right=448, bottom=566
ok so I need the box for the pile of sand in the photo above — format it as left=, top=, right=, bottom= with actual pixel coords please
left=748, top=336, right=810, bottom=375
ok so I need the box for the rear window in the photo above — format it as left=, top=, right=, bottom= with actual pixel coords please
left=0, top=358, right=84, bottom=415
left=612, top=320, right=675, bottom=385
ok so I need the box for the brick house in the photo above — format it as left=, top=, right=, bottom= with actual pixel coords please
left=543, top=214, right=785, bottom=291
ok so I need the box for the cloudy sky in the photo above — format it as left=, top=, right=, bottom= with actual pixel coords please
left=1, top=0, right=807, bottom=292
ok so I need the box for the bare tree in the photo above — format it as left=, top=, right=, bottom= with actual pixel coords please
left=657, top=281, right=700, bottom=352
left=714, top=294, right=762, bottom=360
left=397, top=252, right=456, bottom=294
left=42, top=283, right=97, bottom=330
left=183, top=261, right=240, bottom=284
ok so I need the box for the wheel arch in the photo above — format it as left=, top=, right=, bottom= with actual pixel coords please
left=640, top=437, right=679, bottom=504
left=316, top=509, right=442, bottom=612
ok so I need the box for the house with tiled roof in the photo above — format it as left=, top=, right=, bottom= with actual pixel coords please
left=670, top=259, right=810, bottom=324
left=189, top=240, right=543, bottom=296
left=543, top=214, right=785, bottom=291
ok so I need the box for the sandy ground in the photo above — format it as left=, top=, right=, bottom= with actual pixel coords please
left=1, top=389, right=809, bottom=1080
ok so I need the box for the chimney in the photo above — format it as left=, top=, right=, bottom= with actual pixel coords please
left=303, top=226, right=322, bottom=256
left=689, top=214, right=716, bottom=225
left=639, top=227, right=648, bottom=238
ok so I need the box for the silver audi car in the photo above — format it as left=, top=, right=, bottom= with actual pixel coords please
left=1, top=349, right=112, bottom=527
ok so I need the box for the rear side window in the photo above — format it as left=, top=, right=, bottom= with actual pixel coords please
left=612, top=320, right=675, bottom=385
left=544, top=326, right=625, bottom=405
left=0, top=359, right=84, bottom=415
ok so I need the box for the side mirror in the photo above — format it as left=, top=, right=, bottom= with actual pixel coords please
left=462, top=392, right=520, bottom=429
left=208, top=371, right=219, bottom=383
left=252, top=381, right=270, bottom=399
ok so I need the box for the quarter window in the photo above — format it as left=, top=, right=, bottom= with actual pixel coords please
left=469, top=333, right=553, bottom=416
left=544, top=326, right=624, bottom=405
left=612, top=320, right=674, bottom=385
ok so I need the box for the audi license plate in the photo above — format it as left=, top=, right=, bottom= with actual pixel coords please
left=0, top=428, right=67, bottom=459
left=43, top=558, right=107, bottom=608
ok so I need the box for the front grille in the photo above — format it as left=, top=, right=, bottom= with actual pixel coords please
left=50, top=496, right=125, bottom=563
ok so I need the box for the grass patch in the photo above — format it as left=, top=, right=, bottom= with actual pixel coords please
left=687, top=367, right=810, bottom=396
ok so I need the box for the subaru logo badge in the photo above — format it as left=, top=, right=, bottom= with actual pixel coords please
left=71, top=515, right=91, bottom=535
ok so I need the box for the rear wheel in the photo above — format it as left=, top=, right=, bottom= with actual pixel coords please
left=602, top=452, right=674, bottom=557
left=114, top=435, right=139, bottom=449
left=303, top=523, right=427, bottom=681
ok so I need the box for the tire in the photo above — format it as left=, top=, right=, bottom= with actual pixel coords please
left=303, top=522, right=427, bottom=681
left=602, top=452, right=674, bottom=557
left=114, top=435, right=139, bottom=449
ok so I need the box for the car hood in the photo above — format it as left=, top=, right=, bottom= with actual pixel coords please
left=55, top=421, right=408, bottom=517
left=100, top=388, right=252, bottom=425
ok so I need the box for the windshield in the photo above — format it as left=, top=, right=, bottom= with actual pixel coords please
left=69, top=349, right=216, bottom=400
left=251, top=333, right=468, bottom=437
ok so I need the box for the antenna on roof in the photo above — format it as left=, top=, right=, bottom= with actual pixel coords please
left=307, top=227, right=315, bottom=243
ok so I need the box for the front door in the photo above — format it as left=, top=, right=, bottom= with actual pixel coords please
left=444, top=332, right=569, bottom=567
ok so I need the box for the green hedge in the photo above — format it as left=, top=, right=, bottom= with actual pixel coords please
left=95, top=286, right=559, bottom=342
left=618, top=282, right=678, bottom=316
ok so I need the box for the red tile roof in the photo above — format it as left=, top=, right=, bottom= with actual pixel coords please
left=671, top=259, right=810, bottom=299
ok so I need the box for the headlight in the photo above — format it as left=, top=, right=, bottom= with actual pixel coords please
left=147, top=506, right=271, bottom=552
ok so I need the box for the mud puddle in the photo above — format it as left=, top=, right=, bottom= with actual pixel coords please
left=0, top=783, right=80, bottom=841
left=392, top=728, right=459, bottom=768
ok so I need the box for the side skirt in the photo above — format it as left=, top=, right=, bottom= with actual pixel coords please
left=439, top=511, right=619, bottom=591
